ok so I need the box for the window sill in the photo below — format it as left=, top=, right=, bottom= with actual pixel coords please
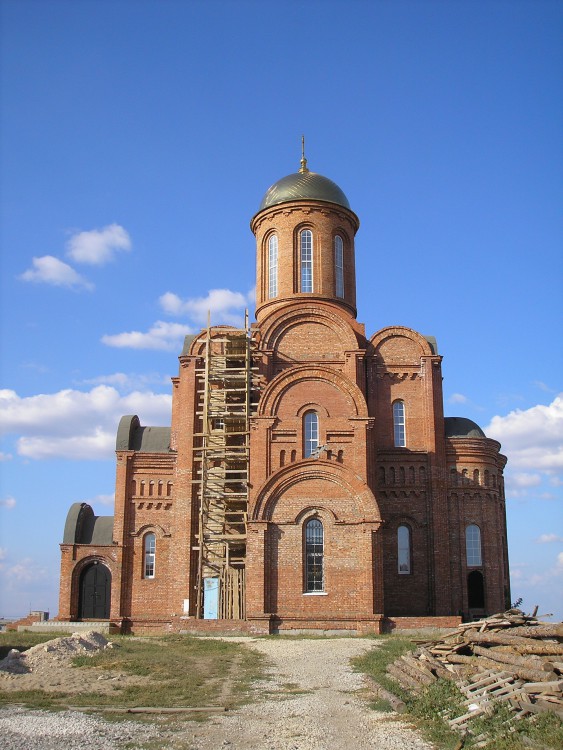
left=303, top=591, right=327, bottom=596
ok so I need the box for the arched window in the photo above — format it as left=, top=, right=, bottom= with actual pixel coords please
left=466, top=525, right=482, bottom=566
left=334, top=235, right=344, bottom=298
left=305, top=518, right=324, bottom=592
left=397, top=525, right=411, bottom=574
left=268, top=234, right=278, bottom=298
left=393, top=400, right=406, bottom=447
left=144, top=533, right=156, bottom=578
left=300, top=229, right=313, bottom=292
left=303, top=411, right=319, bottom=458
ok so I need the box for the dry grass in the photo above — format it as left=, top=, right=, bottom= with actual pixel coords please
left=0, top=632, right=264, bottom=716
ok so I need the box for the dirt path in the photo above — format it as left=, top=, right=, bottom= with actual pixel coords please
left=0, top=635, right=435, bottom=749
left=186, top=637, right=433, bottom=750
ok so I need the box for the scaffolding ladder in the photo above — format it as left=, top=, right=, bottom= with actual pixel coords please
left=193, top=316, right=258, bottom=619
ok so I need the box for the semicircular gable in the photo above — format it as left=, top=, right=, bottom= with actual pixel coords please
left=187, top=326, right=243, bottom=357
left=257, top=364, right=368, bottom=418
left=260, top=303, right=362, bottom=356
left=132, top=523, right=171, bottom=538
left=370, top=326, right=434, bottom=364
left=252, top=461, right=381, bottom=522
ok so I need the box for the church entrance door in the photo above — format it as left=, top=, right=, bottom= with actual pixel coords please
left=79, top=563, right=111, bottom=619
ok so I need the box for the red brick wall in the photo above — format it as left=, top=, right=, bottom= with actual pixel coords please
left=57, top=189, right=510, bottom=633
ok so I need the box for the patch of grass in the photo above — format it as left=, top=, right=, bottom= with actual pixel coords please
left=464, top=703, right=563, bottom=750
left=0, top=633, right=265, bottom=718
left=407, top=679, right=465, bottom=749
left=352, top=635, right=415, bottom=699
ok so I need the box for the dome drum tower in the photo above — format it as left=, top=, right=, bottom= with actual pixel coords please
left=57, top=150, right=510, bottom=634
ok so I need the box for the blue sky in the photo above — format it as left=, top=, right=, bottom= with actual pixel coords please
left=1, top=0, right=561, bottom=620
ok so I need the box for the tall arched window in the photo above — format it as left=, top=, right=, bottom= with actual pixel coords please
left=466, top=524, right=482, bottom=566
left=300, top=229, right=313, bottom=292
left=397, top=525, right=411, bottom=574
left=305, top=518, right=324, bottom=592
left=303, top=411, right=319, bottom=458
left=144, top=533, right=156, bottom=578
left=334, top=235, right=344, bottom=298
left=268, top=234, right=278, bottom=298
left=393, top=400, right=406, bottom=447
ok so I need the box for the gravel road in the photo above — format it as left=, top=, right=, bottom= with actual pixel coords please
left=0, top=636, right=434, bottom=750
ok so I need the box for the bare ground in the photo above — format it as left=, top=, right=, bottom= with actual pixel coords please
left=0, top=635, right=434, bottom=749
left=175, top=636, right=433, bottom=750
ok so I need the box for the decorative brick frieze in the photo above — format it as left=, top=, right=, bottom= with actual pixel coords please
left=58, top=165, right=510, bottom=632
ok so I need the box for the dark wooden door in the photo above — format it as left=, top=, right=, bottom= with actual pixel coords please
left=79, top=563, right=111, bottom=619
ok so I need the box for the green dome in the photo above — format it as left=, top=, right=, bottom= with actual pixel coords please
left=258, top=170, right=351, bottom=212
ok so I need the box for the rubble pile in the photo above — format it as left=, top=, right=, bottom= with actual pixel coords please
left=0, top=631, right=112, bottom=675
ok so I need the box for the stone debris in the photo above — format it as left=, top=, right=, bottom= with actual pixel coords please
left=0, top=631, right=112, bottom=675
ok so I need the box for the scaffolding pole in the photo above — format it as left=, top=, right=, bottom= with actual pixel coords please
left=193, top=312, right=258, bottom=619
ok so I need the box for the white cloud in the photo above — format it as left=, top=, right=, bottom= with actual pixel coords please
left=80, top=493, right=115, bottom=508
left=66, top=223, right=131, bottom=265
left=448, top=393, right=468, bottom=404
left=0, top=386, right=171, bottom=460
left=160, top=288, right=249, bottom=326
left=0, top=497, right=16, bottom=509
left=79, top=372, right=170, bottom=392
left=536, top=534, right=563, bottom=544
left=0, top=547, right=7, bottom=561
left=558, top=552, right=563, bottom=568
left=0, top=452, right=12, bottom=461
left=19, top=256, right=94, bottom=290
left=534, top=381, right=555, bottom=394
left=18, top=429, right=115, bottom=460
left=102, top=321, right=192, bottom=351
left=486, top=394, right=563, bottom=477
left=508, top=473, right=542, bottom=489
left=1, top=557, right=48, bottom=585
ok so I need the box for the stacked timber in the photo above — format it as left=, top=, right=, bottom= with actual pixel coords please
left=385, top=610, right=563, bottom=730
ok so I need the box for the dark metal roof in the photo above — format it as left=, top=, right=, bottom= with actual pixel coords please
left=116, top=415, right=172, bottom=453
left=445, top=417, right=486, bottom=439
left=258, top=171, right=351, bottom=212
left=63, top=502, right=114, bottom=545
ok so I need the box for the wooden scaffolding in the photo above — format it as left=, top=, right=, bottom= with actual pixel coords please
left=193, top=316, right=258, bottom=619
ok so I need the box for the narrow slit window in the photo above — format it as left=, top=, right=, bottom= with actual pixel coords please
left=268, top=234, right=278, bottom=298
left=398, top=525, right=411, bottom=574
left=300, top=229, right=313, bottom=292
left=466, top=524, right=482, bottom=567
left=144, top=533, right=156, bottom=578
left=303, top=411, right=319, bottom=458
left=334, top=235, right=344, bottom=298
left=393, top=400, right=406, bottom=447
left=305, top=518, right=324, bottom=592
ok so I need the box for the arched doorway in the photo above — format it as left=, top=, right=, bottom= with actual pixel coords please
left=78, top=562, right=111, bottom=619
left=467, top=570, right=485, bottom=610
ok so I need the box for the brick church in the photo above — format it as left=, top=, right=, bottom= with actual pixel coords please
left=58, top=152, right=510, bottom=633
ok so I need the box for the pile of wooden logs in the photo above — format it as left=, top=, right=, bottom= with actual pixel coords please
left=386, top=610, right=563, bottom=734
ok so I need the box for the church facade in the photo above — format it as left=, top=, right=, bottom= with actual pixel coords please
left=58, top=156, right=510, bottom=634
